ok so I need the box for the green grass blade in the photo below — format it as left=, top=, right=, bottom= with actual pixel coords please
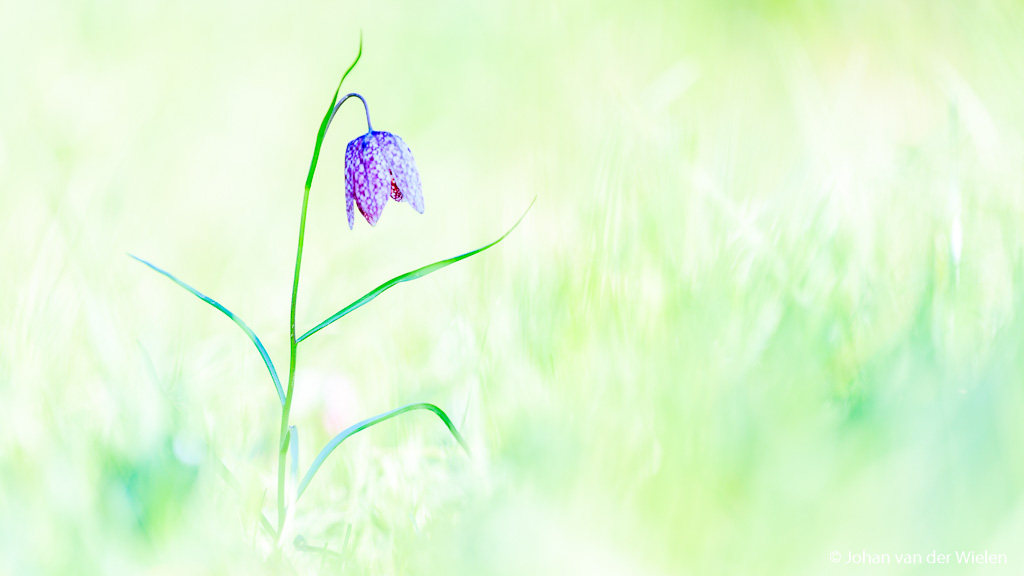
left=297, top=197, right=536, bottom=343
left=305, top=32, right=362, bottom=191
left=129, top=254, right=286, bottom=405
left=295, top=403, right=469, bottom=502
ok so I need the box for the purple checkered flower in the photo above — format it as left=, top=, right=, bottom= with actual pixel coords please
left=345, top=131, right=424, bottom=228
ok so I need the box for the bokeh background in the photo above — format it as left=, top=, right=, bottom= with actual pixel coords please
left=3, top=1, right=1024, bottom=574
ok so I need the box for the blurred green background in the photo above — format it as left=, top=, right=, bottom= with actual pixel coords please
left=3, top=0, right=1024, bottom=574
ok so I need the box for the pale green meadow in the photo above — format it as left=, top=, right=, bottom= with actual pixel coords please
left=3, top=1, right=1024, bottom=574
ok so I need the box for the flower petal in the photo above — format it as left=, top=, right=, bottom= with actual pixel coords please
left=344, top=137, right=360, bottom=229
left=355, top=133, right=390, bottom=226
left=344, top=130, right=425, bottom=228
left=385, top=133, right=424, bottom=214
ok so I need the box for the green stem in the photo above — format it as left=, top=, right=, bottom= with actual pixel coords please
left=278, top=184, right=310, bottom=533
left=276, top=34, right=363, bottom=537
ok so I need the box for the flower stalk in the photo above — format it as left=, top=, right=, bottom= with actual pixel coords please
left=277, top=44, right=368, bottom=534
left=278, top=179, right=310, bottom=533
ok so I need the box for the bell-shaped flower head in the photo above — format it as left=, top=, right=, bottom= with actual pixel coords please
left=345, top=131, right=424, bottom=228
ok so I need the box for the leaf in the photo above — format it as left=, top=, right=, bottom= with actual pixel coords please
left=297, top=197, right=536, bottom=343
left=129, top=254, right=286, bottom=405
left=295, top=403, right=469, bottom=502
left=305, top=31, right=363, bottom=191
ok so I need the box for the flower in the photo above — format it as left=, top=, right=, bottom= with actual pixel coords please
left=345, top=131, right=424, bottom=228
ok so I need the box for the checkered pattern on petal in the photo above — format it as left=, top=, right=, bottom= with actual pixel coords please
left=344, top=138, right=360, bottom=229
left=344, top=130, right=425, bottom=228
left=362, top=133, right=392, bottom=226
left=381, top=132, right=424, bottom=214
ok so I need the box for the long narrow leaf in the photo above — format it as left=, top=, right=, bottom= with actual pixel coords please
left=296, top=403, right=469, bottom=502
left=298, top=197, right=536, bottom=343
left=305, top=32, right=362, bottom=191
left=129, top=254, right=286, bottom=405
